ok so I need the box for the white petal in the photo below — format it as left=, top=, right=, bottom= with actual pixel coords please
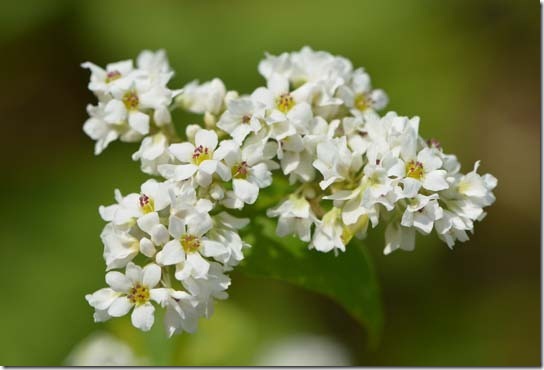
left=423, top=170, right=449, bottom=191
left=169, top=142, right=195, bottom=163
left=150, top=288, right=171, bottom=306
left=151, top=224, right=170, bottom=246
left=104, top=100, right=126, bottom=123
left=168, top=215, right=185, bottom=238
left=140, top=237, right=156, bottom=258
left=108, top=296, right=133, bottom=317
left=417, top=148, right=442, bottom=171
left=156, top=240, right=185, bottom=266
left=198, top=159, right=217, bottom=175
left=128, top=111, right=150, bottom=135
left=233, top=179, right=259, bottom=204
left=125, top=262, right=142, bottom=284
left=85, top=288, right=117, bottom=310
left=105, top=271, right=132, bottom=293
left=131, top=302, right=155, bottom=331
left=142, top=263, right=162, bottom=288
left=201, top=240, right=226, bottom=258
left=174, top=164, right=198, bottom=180
left=195, top=129, right=218, bottom=150
left=137, top=212, right=160, bottom=235
left=187, top=253, right=210, bottom=279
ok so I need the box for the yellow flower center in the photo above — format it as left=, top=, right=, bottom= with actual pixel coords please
left=139, top=194, right=154, bottom=214
left=122, top=91, right=139, bottom=110
left=276, top=93, right=295, bottom=113
left=181, top=234, right=201, bottom=253
left=354, top=93, right=371, bottom=111
left=127, top=283, right=150, bottom=306
left=406, top=160, right=424, bottom=180
left=231, top=161, right=249, bottom=179
left=106, top=70, right=121, bottom=83
left=242, top=115, right=251, bottom=124
left=192, top=145, right=212, bottom=165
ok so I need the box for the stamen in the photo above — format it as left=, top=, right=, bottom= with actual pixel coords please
left=139, top=194, right=154, bottom=214
left=181, top=234, right=201, bottom=253
left=406, top=160, right=424, bottom=180
left=106, top=70, right=121, bottom=83
left=276, top=93, right=295, bottom=113
left=192, top=145, right=212, bottom=165
left=231, top=161, right=249, bottom=179
left=122, top=91, right=139, bottom=110
left=127, top=283, right=150, bottom=305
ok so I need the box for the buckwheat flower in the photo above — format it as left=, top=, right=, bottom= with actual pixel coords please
left=177, top=78, right=226, bottom=116
left=456, top=161, right=497, bottom=207
left=131, top=132, right=171, bottom=175
left=220, top=139, right=274, bottom=205
left=434, top=210, right=470, bottom=248
left=136, top=49, right=173, bottom=85
left=400, top=194, right=444, bottom=234
left=267, top=195, right=315, bottom=242
left=309, top=208, right=347, bottom=253
left=155, top=214, right=225, bottom=280
left=86, top=263, right=168, bottom=331
left=83, top=103, right=125, bottom=155
left=99, top=179, right=172, bottom=226
left=205, top=212, right=250, bottom=268
left=285, top=116, right=336, bottom=184
left=182, top=262, right=231, bottom=318
left=82, top=59, right=134, bottom=98
left=163, top=290, right=199, bottom=336
left=401, top=147, right=449, bottom=193
left=251, top=74, right=313, bottom=137
left=338, top=68, right=388, bottom=113
left=159, top=129, right=230, bottom=187
left=340, top=116, right=373, bottom=156
left=100, top=223, right=139, bottom=270
left=103, top=80, right=173, bottom=136
left=217, top=97, right=265, bottom=144
left=313, top=136, right=363, bottom=190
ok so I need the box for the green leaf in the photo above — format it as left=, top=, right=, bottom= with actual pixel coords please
left=240, top=216, right=384, bottom=347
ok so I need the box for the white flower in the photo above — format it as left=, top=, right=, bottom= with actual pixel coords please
left=136, top=49, right=173, bottom=85
left=205, top=212, right=250, bottom=268
left=100, top=223, right=139, bottom=270
left=217, top=97, right=265, bottom=144
left=131, top=132, right=171, bottom=175
left=251, top=74, right=313, bottom=140
left=313, top=136, right=362, bottom=190
left=267, top=195, right=315, bottom=242
left=103, top=81, right=172, bottom=136
left=85, top=263, right=168, bottom=331
left=162, top=289, right=199, bottom=337
left=99, top=179, right=172, bottom=226
left=401, top=147, right=449, bottom=193
left=81, top=59, right=134, bottom=98
left=400, top=194, right=443, bottom=234
left=155, top=214, right=227, bottom=280
left=338, top=68, right=388, bottom=113
left=177, top=78, right=226, bottom=116
left=159, top=129, right=230, bottom=187
left=182, top=262, right=231, bottom=318
left=220, top=139, right=274, bottom=204
left=309, top=208, right=346, bottom=253
left=83, top=102, right=142, bottom=155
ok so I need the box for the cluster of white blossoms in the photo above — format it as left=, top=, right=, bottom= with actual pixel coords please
left=83, top=47, right=497, bottom=335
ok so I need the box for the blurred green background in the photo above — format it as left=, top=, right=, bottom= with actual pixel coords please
left=0, top=0, right=540, bottom=366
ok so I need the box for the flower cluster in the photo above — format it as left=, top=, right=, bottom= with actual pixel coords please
left=83, top=47, right=497, bottom=335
